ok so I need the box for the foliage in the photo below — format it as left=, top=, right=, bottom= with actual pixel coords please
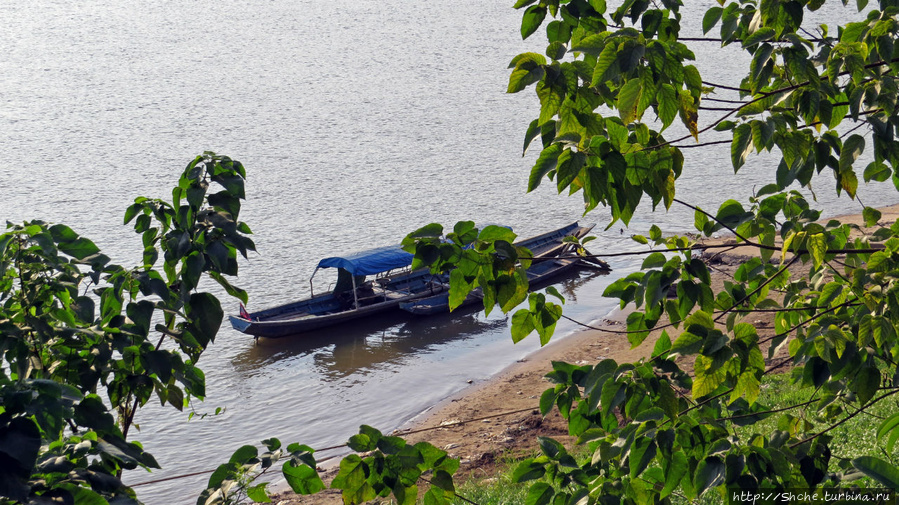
left=0, top=153, right=254, bottom=504
left=199, top=427, right=460, bottom=505
left=494, top=0, right=899, bottom=502
left=402, top=222, right=567, bottom=344
left=196, top=438, right=324, bottom=505
left=400, top=0, right=899, bottom=503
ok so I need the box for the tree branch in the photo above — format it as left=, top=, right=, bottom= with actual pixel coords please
left=789, top=388, right=899, bottom=449
left=713, top=255, right=799, bottom=323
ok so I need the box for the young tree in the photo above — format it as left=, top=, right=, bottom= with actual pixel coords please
left=0, top=153, right=257, bottom=504
left=490, top=0, right=899, bottom=501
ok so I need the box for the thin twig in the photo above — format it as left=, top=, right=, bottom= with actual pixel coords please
left=789, top=388, right=899, bottom=449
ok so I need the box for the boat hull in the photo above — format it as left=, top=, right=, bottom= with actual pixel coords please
left=231, top=270, right=446, bottom=338
left=231, top=296, right=410, bottom=338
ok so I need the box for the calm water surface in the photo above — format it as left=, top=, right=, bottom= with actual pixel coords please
left=0, top=1, right=891, bottom=503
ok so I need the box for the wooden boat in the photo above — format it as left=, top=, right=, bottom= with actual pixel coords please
left=229, top=245, right=446, bottom=338
left=398, top=222, right=599, bottom=315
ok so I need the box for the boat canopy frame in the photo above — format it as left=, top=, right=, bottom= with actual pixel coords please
left=308, top=245, right=415, bottom=308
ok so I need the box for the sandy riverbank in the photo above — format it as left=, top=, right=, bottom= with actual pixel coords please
left=272, top=203, right=899, bottom=504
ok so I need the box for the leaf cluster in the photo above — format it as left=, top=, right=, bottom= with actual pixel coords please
left=0, top=153, right=253, bottom=504
left=200, top=427, right=461, bottom=505
left=197, top=439, right=323, bottom=505
left=511, top=0, right=696, bottom=223
left=403, top=222, right=568, bottom=344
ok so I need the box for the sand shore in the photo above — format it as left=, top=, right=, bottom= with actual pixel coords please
left=272, top=203, right=899, bottom=504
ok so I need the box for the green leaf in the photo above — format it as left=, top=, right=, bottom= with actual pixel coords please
left=693, top=354, right=727, bottom=398
left=629, top=438, right=657, bottom=479
left=124, top=203, right=142, bottom=224
left=58, top=485, right=110, bottom=505
left=657, top=84, right=677, bottom=130
left=877, top=412, right=899, bottom=440
left=840, top=168, right=858, bottom=198
left=448, top=269, right=474, bottom=311
left=497, top=269, right=529, bottom=313
left=653, top=330, right=672, bottom=357
left=852, top=456, right=899, bottom=489
left=525, top=482, right=554, bottom=505
left=528, top=144, right=563, bottom=192
left=730, top=371, right=761, bottom=405
left=187, top=292, right=224, bottom=347
left=545, top=286, right=564, bottom=303
left=247, top=483, right=271, bottom=502
left=714, top=121, right=736, bottom=132
left=539, top=388, right=557, bottom=416
left=0, top=417, right=41, bottom=470
left=863, top=207, right=881, bottom=227
left=347, top=434, right=372, bottom=452
left=48, top=223, right=78, bottom=243
left=545, top=41, right=566, bottom=60
left=618, top=78, right=644, bottom=124
left=642, top=252, right=666, bottom=269
left=98, top=435, right=160, bottom=469
left=209, top=271, right=249, bottom=305
left=590, top=0, right=607, bottom=13
left=864, top=161, right=891, bottom=182
left=742, top=26, right=775, bottom=47
left=661, top=451, right=688, bottom=499
left=546, top=21, right=572, bottom=44
left=852, top=366, right=880, bottom=405
left=808, top=233, right=826, bottom=268
left=839, top=134, right=865, bottom=173
left=600, top=379, right=626, bottom=416
left=537, top=77, right=565, bottom=125
left=58, top=237, right=102, bottom=261
left=591, top=43, right=618, bottom=86
left=283, top=461, right=326, bottom=495
left=678, top=91, right=699, bottom=140
left=142, top=350, right=173, bottom=384
left=702, top=7, right=723, bottom=34
left=431, top=469, right=455, bottom=492
left=229, top=445, right=258, bottom=464
left=731, top=123, right=752, bottom=171
left=512, top=460, right=546, bottom=482
left=694, top=208, right=710, bottom=234
left=521, top=6, right=547, bottom=40
left=750, top=119, right=773, bottom=153
left=479, top=225, right=517, bottom=243
left=508, top=55, right=546, bottom=93
left=694, top=456, right=725, bottom=497
left=523, top=119, right=540, bottom=156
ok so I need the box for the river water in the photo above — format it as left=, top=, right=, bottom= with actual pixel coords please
left=0, top=1, right=890, bottom=503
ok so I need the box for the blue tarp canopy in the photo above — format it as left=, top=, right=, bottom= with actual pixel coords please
left=316, top=245, right=413, bottom=276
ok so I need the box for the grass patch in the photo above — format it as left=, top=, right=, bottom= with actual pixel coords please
left=743, top=372, right=899, bottom=468
left=451, top=454, right=531, bottom=505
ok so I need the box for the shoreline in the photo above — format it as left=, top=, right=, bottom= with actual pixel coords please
left=397, top=304, right=628, bottom=431
left=272, top=203, right=899, bottom=504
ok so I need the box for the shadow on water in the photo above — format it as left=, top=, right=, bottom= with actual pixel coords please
left=230, top=266, right=609, bottom=379
left=231, top=300, right=507, bottom=379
